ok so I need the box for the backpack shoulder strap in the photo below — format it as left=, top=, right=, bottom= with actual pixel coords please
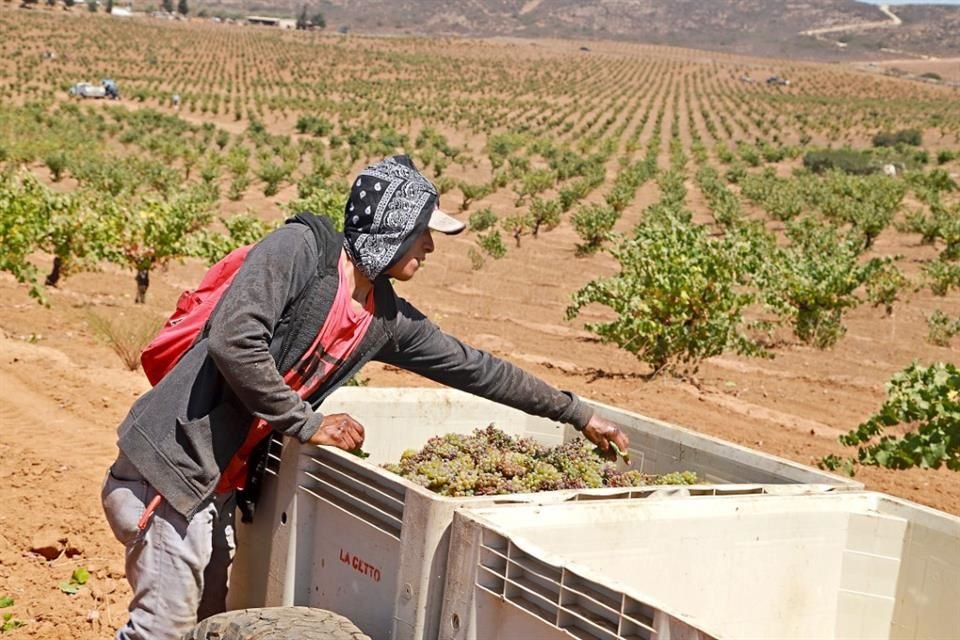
left=202, top=213, right=339, bottom=343
left=273, top=213, right=343, bottom=370
left=286, top=212, right=341, bottom=272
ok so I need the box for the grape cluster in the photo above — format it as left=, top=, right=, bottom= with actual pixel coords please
left=381, top=425, right=700, bottom=497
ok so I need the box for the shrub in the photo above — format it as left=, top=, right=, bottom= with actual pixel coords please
left=822, top=362, right=960, bottom=472
left=105, top=187, right=216, bottom=303
left=44, top=151, right=68, bottom=182
left=434, top=176, right=457, bottom=195
left=872, top=129, right=922, bottom=148
left=284, top=177, right=347, bottom=230
left=910, top=148, right=930, bottom=166
left=900, top=197, right=960, bottom=259
left=502, top=213, right=533, bottom=247
left=227, top=174, right=249, bottom=201
left=739, top=170, right=804, bottom=222
left=514, top=168, right=555, bottom=206
left=491, top=170, right=510, bottom=189
left=571, top=203, right=617, bottom=255
left=468, top=207, right=497, bottom=232
left=528, top=197, right=561, bottom=236
left=937, top=150, right=958, bottom=165
left=714, top=143, right=735, bottom=164
left=864, top=260, right=907, bottom=316
left=737, top=143, right=762, bottom=167
left=927, top=310, right=960, bottom=346
left=907, top=168, right=958, bottom=193
left=0, top=173, right=51, bottom=300
left=695, top=165, right=742, bottom=228
left=567, top=213, right=764, bottom=376
left=925, top=260, right=960, bottom=296
left=193, top=213, right=276, bottom=265
left=256, top=160, right=291, bottom=197
left=200, top=157, right=221, bottom=185
left=558, top=179, right=590, bottom=212
left=761, top=218, right=879, bottom=348
left=899, top=208, right=942, bottom=245
left=215, top=130, right=230, bottom=151
left=844, top=188, right=903, bottom=251
left=477, top=229, right=506, bottom=259
left=86, top=310, right=165, bottom=371
left=725, top=163, right=746, bottom=184
left=760, top=142, right=787, bottom=164
left=803, top=149, right=880, bottom=176
left=604, top=183, right=634, bottom=213
left=486, top=132, right=526, bottom=169
left=458, top=181, right=493, bottom=211
left=36, top=189, right=111, bottom=288
left=295, top=115, right=333, bottom=137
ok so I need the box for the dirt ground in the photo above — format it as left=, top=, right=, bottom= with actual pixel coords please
left=868, top=57, right=960, bottom=83
left=2, top=193, right=959, bottom=638
left=1, top=13, right=959, bottom=639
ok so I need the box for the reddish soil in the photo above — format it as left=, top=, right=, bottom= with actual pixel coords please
left=2, top=202, right=959, bottom=638
left=0, top=10, right=958, bottom=640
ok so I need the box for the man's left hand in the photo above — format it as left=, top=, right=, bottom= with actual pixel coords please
left=581, top=414, right=631, bottom=462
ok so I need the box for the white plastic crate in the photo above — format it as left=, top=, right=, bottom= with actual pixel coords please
left=229, top=387, right=860, bottom=640
left=440, top=492, right=960, bottom=640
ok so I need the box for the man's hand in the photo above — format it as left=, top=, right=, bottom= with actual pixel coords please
left=308, top=413, right=365, bottom=451
left=582, top=414, right=630, bottom=462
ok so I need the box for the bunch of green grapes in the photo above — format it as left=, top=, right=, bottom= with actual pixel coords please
left=544, top=439, right=610, bottom=489
left=381, top=425, right=701, bottom=496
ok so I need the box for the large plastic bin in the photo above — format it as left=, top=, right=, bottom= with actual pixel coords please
left=440, top=492, right=960, bottom=640
left=229, top=387, right=860, bottom=640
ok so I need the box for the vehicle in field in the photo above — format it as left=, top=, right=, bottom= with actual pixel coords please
left=69, top=78, right=120, bottom=99
left=69, top=83, right=105, bottom=98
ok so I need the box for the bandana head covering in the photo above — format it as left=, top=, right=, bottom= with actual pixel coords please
left=343, top=155, right=438, bottom=280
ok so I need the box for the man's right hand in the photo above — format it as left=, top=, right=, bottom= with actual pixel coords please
left=308, top=413, right=365, bottom=451
left=581, top=414, right=630, bottom=463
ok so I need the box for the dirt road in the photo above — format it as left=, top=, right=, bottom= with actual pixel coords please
left=800, top=4, right=901, bottom=37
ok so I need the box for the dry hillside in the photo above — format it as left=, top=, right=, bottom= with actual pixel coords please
left=185, top=0, right=960, bottom=59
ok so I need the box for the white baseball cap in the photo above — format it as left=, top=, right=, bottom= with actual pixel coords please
left=428, top=206, right=466, bottom=235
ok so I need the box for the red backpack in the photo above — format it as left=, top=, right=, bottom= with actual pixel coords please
left=141, top=244, right=255, bottom=386
left=140, top=213, right=332, bottom=387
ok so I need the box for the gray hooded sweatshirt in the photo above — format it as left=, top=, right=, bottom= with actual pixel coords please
left=116, top=214, right=593, bottom=519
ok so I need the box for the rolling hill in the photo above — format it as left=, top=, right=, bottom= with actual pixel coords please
left=189, top=0, right=960, bottom=59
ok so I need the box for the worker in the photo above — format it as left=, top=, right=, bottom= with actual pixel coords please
left=100, top=154, right=630, bottom=640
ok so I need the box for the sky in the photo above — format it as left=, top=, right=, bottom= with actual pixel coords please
left=859, top=0, right=960, bottom=4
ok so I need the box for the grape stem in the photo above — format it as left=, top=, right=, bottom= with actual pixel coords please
left=610, top=442, right=631, bottom=465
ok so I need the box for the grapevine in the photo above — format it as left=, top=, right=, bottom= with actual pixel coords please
left=821, top=362, right=960, bottom=473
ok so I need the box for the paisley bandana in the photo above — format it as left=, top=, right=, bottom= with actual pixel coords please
left=343, top=155, right=444, bottom=281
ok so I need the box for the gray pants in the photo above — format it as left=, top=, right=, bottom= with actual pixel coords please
left=101, top=453, right=237, bottom=640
